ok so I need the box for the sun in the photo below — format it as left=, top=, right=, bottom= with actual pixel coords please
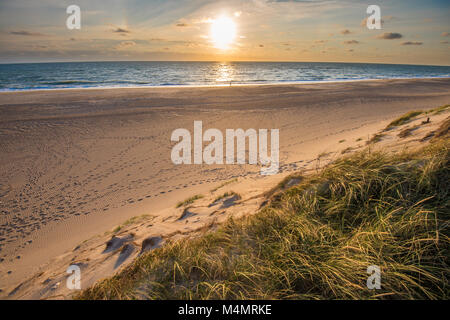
left=210, top=16, right=237, bottom=50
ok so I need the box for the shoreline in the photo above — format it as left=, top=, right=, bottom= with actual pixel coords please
left=1, top=76, right=450, bottom=93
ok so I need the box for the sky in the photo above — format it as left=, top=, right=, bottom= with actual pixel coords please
left=0, top=0, right=449, bottom=65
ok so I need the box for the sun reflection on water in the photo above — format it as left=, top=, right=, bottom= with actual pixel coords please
left=214, top=62, right=236, bottom=84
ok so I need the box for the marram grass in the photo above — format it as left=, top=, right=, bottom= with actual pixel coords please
left=78, top=137, right=449, bottom=300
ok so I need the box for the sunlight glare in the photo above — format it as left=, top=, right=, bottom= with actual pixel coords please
left=210, top=16, right=237, bottom=50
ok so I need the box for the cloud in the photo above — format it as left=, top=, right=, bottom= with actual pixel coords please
left=442, top=32, right=450, bottom=37
left=377, top=32, right=402, bottom=40
left=176, top=23, right=189, bottom=27
left=341, top=29, right=351, bottom=35
left=115, top=41, right=136, bottom=50
left=112, top=27, right=131, bottom=34
left=343, top=40, right=359, bottom=45
left=10, top=30, right=45, bottom=36
left=401, top=41, right=423, bottom=46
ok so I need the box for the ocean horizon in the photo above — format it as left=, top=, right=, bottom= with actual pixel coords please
left=1, top=61, right=450, bottom=91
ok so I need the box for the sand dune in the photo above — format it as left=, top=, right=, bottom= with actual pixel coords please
left=0, top=78, right=449, bottom=299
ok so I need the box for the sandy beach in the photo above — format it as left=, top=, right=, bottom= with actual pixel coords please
left=0, top=78, right=449, bottom=299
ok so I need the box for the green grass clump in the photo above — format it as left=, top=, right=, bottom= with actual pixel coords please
left=211, top=191, right=241, bottom=205
left=176, top=194, right=204, bottom=208
left=112, top=215, right=153, bottom=234
left=210, top=178, right=238, bottom=193
left=427, top=104, right=449, bottom=115
left=78, top=138, right=449, bottom=300
left=386, top=111, right=423, bottom=129
left=367, top=133, right=385, bottom=144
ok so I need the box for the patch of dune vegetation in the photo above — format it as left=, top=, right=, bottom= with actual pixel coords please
left=385, top=111, right=423, bottom=129
left=367, top=133, right=385, bottom=144
left=211, top=191, right=241, bottom=204
left=428, top=104, right=449, bottom=115
left=78, top=135, right=449, bottom=300
left=112, top=215, right=153, bottom=234
left=210, top=178, right=238, bottom=193
left=176, top=194, right=204, bottom=208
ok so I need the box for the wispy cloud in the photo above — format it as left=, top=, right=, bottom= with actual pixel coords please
left=401, top=41, right=423, bottom=46
left=343, top=40, right=359, bottom=45
left=115, top=41, right=136, bottom=50
left=377, top=32, right=403, bottom=40
left=112, top=27, right=131, bottom=34
left=10, top=30, right=46, bottom=36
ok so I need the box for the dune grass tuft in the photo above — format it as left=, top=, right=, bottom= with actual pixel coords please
left=427, top=104, right=449, bottom=115
left=112, top=215, right=153, bottom=234
left=212, top=191, right=240, bottom=203
left=210, top=178, right=238, bottom=193
left=367, top=133, right=385, bottom=144
left=176, top=194, right=204, bottom=208
left=78, top=137, right=449, bottom=300
left=385, top=111, right=423, bottom=129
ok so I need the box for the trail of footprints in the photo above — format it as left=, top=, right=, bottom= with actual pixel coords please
left=0, top=119, right=313, bottom=259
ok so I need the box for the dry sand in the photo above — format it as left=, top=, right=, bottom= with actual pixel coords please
left=0, top=78, right=449, bottom=299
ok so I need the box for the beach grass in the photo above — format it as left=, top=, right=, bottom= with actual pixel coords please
left=385, top=111, right=423, bottom=129
left=78, top=134, right=449, bottom=300
left=112, top=215, right=153, bottom=234
left=367, top=133, right=386, bottom=144
left=211, top=191, right=241, bottom=205
left=428, top=104, right=450, bottom=115
left=210, top=178, right=238, bottom=193
left=176, top=194, right=204, bottom=208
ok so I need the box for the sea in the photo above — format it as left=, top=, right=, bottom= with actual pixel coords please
left=0, top=61, right=449, bottom=91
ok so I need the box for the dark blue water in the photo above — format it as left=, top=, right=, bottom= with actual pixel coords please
left=0, top=61, right=449, bottom=91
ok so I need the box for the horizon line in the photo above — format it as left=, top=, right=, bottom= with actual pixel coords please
left=1, top=60, right=450, bottom=67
